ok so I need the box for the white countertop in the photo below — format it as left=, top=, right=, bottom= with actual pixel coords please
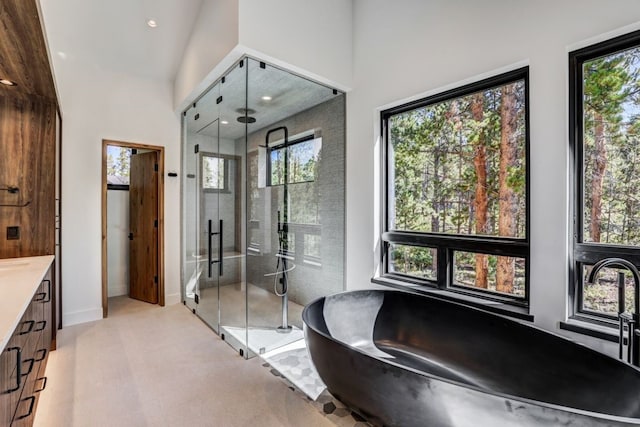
left=0, top=255, right=54, bottom=352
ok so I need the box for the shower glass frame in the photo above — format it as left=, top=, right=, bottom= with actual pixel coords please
left=180, top=56, right=346, bottom=359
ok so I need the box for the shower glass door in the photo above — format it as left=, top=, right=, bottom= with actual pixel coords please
left=182, top=82, right=222, bottom=332
left=182, top=99, right=200, bottom=314
left=196, top=82, right=221, bottom=332
left=217, top=60, right=249, bottom=357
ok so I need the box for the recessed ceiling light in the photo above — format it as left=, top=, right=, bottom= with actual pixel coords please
left=221, top=120, right=229, bottom=125
left=0, top=79, right=16, bottom=86
left=261, top=96, right=272, bottom=101
left=146, top=19, right=158, bottom=28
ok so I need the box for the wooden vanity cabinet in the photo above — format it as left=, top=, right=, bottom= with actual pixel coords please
left=0, top=265, right=53, bottom=427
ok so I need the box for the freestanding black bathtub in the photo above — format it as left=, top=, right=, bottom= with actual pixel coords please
left=302, top=290, right=640, bottom=427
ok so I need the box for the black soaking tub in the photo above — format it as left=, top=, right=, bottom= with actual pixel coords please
left=302, top=290, right=640, bottom=427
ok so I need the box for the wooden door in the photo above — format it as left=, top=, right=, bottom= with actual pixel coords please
left=129, top=151, right=158, bottom=304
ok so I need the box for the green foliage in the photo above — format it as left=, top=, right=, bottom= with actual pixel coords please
left=453, top=253, right=525, bottom=297
left=203, top=156, right=224, bottom=189
left=270, top=138, right=320, bottom=187
left=388, top=81, right=527, bottom=296
left=389, top=245, right=436, bottom=280
left=583, top=270, right=636, bottom=315
left=390, top=83, right=526, bottom=238
left=582, top=46, right=640, bottom=246
left=106, top=146, right=130, bottom=183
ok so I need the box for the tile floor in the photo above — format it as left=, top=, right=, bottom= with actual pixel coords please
left=261, top=340, right=326, bottom=400
left=34, top=296, right=336, bottom=427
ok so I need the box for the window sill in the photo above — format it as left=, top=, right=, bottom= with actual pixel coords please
left=559, top=319, right=619, bottom=343
left=371, top=276, right=533, bottom=322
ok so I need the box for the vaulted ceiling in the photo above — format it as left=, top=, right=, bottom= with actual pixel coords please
left=38, top=0, right=204, bottom=82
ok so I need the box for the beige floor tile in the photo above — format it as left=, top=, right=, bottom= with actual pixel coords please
left=34, top=296, right=335, bottom=427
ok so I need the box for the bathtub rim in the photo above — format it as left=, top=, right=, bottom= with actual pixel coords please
left=302, top=288, right=640, bottom=425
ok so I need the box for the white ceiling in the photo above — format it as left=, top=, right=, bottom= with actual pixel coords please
left=186, top=58, right=339, bottom=140
left=39, top=0, right=203, bottom=81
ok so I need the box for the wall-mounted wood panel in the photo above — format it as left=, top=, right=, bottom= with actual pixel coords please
left=0, top=0, right=57, bottom=101
left=0, top=97, right=56, bottom=258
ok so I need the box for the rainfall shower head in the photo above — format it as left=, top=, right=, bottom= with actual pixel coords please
left=236, top=107, right=257, bottom=124
left=237, top=116, right=256, bottom=123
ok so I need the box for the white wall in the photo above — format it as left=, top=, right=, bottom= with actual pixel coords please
left=349, top=0, right=640, bottom=355
left=107, top=190, right=129, bottom=297
left=174, top=0, right=353, bottom=112
left=48, top=56, right=181, bottom=326
left=238, top=0, right=353, bottom=91
left=173, top=0, right=240, bottom=111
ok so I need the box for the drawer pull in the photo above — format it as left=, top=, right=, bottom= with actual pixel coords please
left=35, top=376, right=47, bottom=393
left=34, top=320, right=46, bottom=332
left=15, top=395, right=35, bottom=420
left=42, top=279, right=52, bottom=303
left=5, top=347, right=21, bottom=393
left=35, top=348, right=47, bottom=362
left=21, top=358, right=35, bottom=377
left=19, top=320, right=35, bottom=335
left=34, top=292, right=47, bottom=302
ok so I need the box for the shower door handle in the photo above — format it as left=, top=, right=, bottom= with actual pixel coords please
left=218, top=219, right=223, bottom=276
left=208, top=219, right=223, bottom=278
left=208, top=220, right=213, bottom=278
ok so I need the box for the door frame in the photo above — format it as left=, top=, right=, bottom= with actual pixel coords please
left=101, top=139, right=165, bottom=317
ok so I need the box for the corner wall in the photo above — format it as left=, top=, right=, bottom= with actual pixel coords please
left=348, top=0, right=640, bottom=354
left=173, top=0, right=240, bottom=111
left=238, top=0, right=353, bottom=91
left=173, top=0, right=353, bottom=112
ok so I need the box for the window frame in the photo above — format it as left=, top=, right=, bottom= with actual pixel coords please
left=200, top=152, right=229, bottom=193
left=266, top=134, right=317, bottom=187
left=379, top=67, right=531, bottom=308
left=569, top=29, right=640, bottom=324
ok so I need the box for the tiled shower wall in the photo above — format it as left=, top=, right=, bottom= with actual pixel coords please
left=245, top=95, right=346, bottom=310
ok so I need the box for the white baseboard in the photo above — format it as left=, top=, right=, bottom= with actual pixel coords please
left=63, top=307, right=103, bottom=327
left=165, top=292, right=181, bottom=306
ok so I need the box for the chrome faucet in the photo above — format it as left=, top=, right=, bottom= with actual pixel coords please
left=587, top=258, right=640, bottom=366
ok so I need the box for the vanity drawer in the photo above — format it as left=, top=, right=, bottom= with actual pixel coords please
left=0, top=262, right=54, bottom=427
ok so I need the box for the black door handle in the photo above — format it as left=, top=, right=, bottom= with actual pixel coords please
left=218, top=219, right=223, bottom=276
left=208, top=220, right=213, bottom=279
left=42, top=279, right=52, bottom=303
left=6, top=347, right=21, bottom=393
left=35, top=348, right=47, bottom=361
left=19, top=320, right=35, bottom=335
left=22, top=358, right=35, bottom=377
left=15, top=396, right=35, bottom=420
left=128, top=233, right=133, bottom=240
left=208, top=219, right=223, bottom=277
left=35, top=377, right=47, bottom=393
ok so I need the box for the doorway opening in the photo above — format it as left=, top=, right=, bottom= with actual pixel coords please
left=101, top=139, right=165, bottom=318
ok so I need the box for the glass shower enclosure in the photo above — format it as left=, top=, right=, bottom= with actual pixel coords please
left=181, top=58, right=345, bottom=358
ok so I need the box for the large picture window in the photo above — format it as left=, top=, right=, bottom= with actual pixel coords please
left=380, top=68, right=530, bottom=306
left=570, top=31, right=640, bottom=323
